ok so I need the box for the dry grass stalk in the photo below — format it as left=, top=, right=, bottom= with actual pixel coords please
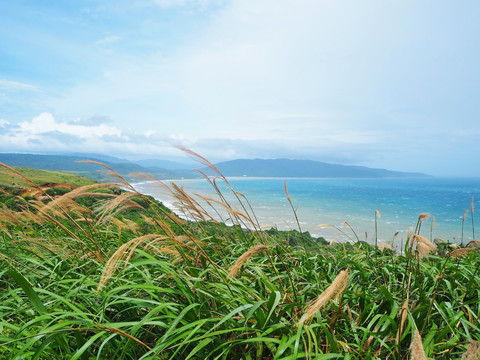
left=176, top=146, right=225, bottom=180
left=228, top=245, right=269, bottom=278
left=298, top=270, right=349, bottom=325
left=41, top=197, right=91, bottom=219
left=411, top=328, right=427, bottom=360
left=284, top=180, right=306, bottom=249
left=467, top=240, right=480, bottom=248
left=462, top=340, right=480, bottom=360
left=77, top=160, right=132, bottom=188
left=37, top=183, right=113, bottom=220
left=17, top=210, right=44, bottom=224
left=0, top=208, right=24, bottom=225
left=128, top=175, right=194, bottom=227
left=80, top=251, right=104, bottom=262
left=142, top=237, right=190, bottom=261
left=50, top=183, right=114, bottom=200
left=122, top=218, right=141, bottom=233
left=0, top=252, right=44, bottom=276
left=413, top=234, right=437, bottom=259
left=195, top=193, right=252, bottom=223
left=397, top=295, right=409, bottom=344
left=343, top=221, right=360, bottom=242
left=430, top=216, right=435, bottom=240
left=450, top=247, right=475, bottom=258
left=284, top=180, right=292, bottom=203
left=109, top=218, right=130, bottom=233
left=97, top=234, right=167, bottom=291
left=375, top=210, right=381, bottom=218
left=143, top=235, right=196, bottom=259
left=170, top=183, right=210, bottom=222
left=141, top=215, right=155, bottom=225
left=0, top=162, right=38, bottom=187
left=155, top=246, right=181, bottom=256
left=378, top=241, right=393, bottom=251
left=463, top=209, right=470, bottom=221
left=418, top=213, right=431, bottom=222
left=472, top=197, right=476, bottom=240
left=13, top=238, right=77, bottom=259
left=96, top=191, right=144, bottom=224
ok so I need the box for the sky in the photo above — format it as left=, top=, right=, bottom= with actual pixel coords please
left=0, top=0, right=479, bottom=176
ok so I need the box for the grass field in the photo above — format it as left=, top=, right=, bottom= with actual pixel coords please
left=1, top=155, right=479, bottom=359
left=0, top=166, right=96, bottom=187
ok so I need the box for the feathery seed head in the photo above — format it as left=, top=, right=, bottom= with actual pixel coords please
left=228, top=245, right=269, bottom=278
left=298, top=270, right=349, bottom=325
left=414, top=234, right=437, bottom=259
left=449, top=248, right=474, bottom=258
left=418, top=213, right=431, bottom=222
left=411, top=328, right=427, bottom=360
left=462, top=340, right=480, bottom=360
left=378, top=241, right=392, bottom=250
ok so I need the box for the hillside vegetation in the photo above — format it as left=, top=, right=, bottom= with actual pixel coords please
left=0, top=154, right=479, bottom=359
left=0, top=166, right=96, bottom=187
left=0, top=154, right=195, bottom=181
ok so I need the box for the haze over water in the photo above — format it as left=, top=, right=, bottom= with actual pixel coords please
left=134, top=177, right=480, bottom=250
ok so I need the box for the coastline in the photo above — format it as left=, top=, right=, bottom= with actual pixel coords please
left=132, top=177, right=479, bottom=250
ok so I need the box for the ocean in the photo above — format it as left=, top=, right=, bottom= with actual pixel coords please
left=133, top=177, right=480, bottom=250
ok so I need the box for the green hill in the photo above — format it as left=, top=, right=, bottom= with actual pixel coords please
left=0, top=166, right=96, bottom=187
left=0, top=153, right=196, bottom=181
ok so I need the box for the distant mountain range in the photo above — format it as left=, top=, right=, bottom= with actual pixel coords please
left=212, top=159, right=430, bottom=178
left=0, top=153, right=430, bottom=181
left=0, top=153, right=196, bottom=181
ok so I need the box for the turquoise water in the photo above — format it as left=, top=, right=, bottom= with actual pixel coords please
left=134, top=177, right=480, bottom=248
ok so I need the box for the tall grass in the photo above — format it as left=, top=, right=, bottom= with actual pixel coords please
left=471, top=197, right=475, bottom=240
left=0, top=158, right=479, bottom=359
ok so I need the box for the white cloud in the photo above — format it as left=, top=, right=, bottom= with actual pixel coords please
left=17, top=113, right=124, bottom=139
left=94, top=35, right=122, bottom=46
left=0, top=119, right=9, bottom=128
left=0, top=113, right=378, bottom=164
left=0, top=79, right=37, bottom=91
left=145, top=129, right=156, bottom=137
left=0, top=113, right=184, bottom=159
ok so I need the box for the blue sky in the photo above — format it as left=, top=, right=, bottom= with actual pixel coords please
left=0, top=0, right=479, bottom=175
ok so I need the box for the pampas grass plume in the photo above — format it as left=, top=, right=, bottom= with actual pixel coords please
left=396, top=296, right=409, bottom=344
left=450, top=248, right=474, bottom=258
left=298, top=270, right=349, bottom=325
left=414, top=234, right=437, bottom=259
left=411, top=328, right=427, bottom=360
left=228, top=245, right=269, bottom=278
left=378, top=241, right=392, bottom=251
left=462, top=340, right=480, bottom=360
left=98, top=234, right=165, bottom=291
left=418, top=213, right=431, bottom=222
